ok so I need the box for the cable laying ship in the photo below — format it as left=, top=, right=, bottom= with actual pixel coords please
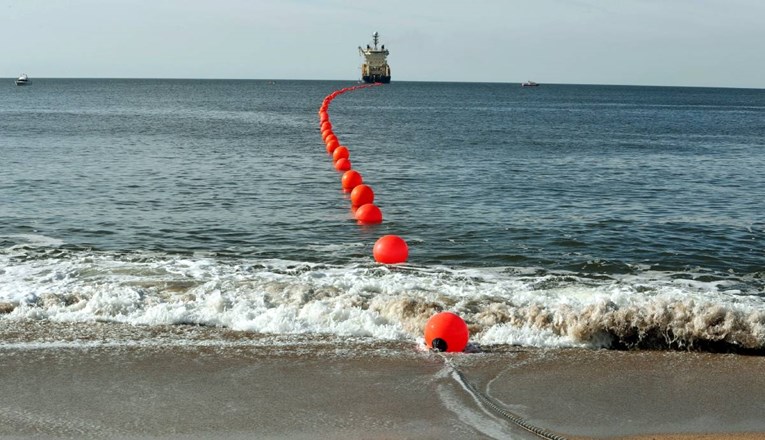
left=358, top=32, right=391, bottom=84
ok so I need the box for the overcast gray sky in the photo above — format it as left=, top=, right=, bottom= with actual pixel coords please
left=3, top=0, right=763, bottom=88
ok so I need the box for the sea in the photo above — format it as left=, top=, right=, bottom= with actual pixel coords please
left=1, top=79, right=763, bottom=353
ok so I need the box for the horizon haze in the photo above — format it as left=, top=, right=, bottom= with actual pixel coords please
left=2, top=0, right=764, bottom=89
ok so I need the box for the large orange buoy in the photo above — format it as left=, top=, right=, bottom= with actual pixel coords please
left=341, top=170, right=362, bottom=192
left=326, top=139, right=339, bottom=154
left=321, top=121, right=332, bottom=131
left=355, top=203, right=382, bottom=224
left=424, top=312, right=469, bottom=353
left=334, top=157, right=351, bottom=171
left=373, top=235, right=408, bottom=264
left=333, top=146, right=350, bottom=162
left=350, top=184, right=374, bottom=207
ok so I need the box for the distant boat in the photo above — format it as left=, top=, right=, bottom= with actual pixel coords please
left=358, top=32, right=391, bottom=84
left=521, top=81, right=539, bottom=87
left=15, top=74, right=30, bottom=86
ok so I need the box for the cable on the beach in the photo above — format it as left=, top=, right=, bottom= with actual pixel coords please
left=320, top=85, right=564, bottom=439
left=317, top=83, right=408, bottom=264
left=438, top=353, right=569, bottom=440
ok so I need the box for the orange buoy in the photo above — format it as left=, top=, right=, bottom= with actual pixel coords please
left=321, top=121, right=332, bottom=131
left=350, top=184, right=374, bottom=207
left=424, top=312, right=469, bottom=353
left=326, top=139, right=340, bottom=154
left=321, top=128, right=333, bottom=140
left=355, top=203, right=382, bottom=224
left=334, top=157, right=351, bottom=171
left=341, top=170, right=362, bottom=192
left=373, top=235, right=408, bottom=264
left=333, top=146, right=349, bottom=162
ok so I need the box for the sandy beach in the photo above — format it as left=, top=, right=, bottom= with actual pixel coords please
left=1, top=326, right=764, bottom=440
left=454, top=347, right=765, bottom=439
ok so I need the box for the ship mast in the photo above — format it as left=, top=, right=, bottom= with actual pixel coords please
left=372, top=31, right=379, bottom=50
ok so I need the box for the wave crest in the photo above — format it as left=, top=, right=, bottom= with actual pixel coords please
left=2, top=249, right=764, bottom=353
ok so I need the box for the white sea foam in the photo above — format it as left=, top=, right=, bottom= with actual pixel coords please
left=1, top=248, right=763, bottom=351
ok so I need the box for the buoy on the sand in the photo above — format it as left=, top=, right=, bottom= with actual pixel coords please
left=350, top=184, right=374, bottom=207
left=334, top=157, right=351, bottom=171
left=341, top=170, right=362, bottom=192
left=333, top=146, right=350, bottom=162
left=355, top=203, right=382, bottom=224
left=424, top=312, right=469, bottom=353
left=373, top=235, right=408, bottom=264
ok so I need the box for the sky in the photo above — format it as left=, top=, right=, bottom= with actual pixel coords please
left=2, top=0, right=764, bottom=88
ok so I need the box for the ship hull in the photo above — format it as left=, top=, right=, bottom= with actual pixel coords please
left=362, top=75, right=391, bottom=84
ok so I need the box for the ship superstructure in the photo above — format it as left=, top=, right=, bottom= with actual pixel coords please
left=358, top=32, right=391, bottom=84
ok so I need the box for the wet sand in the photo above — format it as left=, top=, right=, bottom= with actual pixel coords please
left=452, top=348, right=765, bottom=439
left=1, top=340, right=764, bottom=439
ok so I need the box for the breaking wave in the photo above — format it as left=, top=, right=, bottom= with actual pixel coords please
left=1, top=241, right=763, bottom=353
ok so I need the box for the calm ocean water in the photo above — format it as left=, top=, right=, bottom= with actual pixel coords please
left=1, top=79, right=763, bottom=352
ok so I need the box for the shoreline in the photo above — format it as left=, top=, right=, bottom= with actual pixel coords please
left=1, top=338, right=764, bottom=439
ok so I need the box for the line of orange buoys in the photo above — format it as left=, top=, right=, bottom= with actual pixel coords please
left=318, top=84, right=408, bottom=264
left=319, top=84, right=468, bottom=352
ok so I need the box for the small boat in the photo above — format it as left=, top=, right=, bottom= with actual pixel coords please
left=15, top=74, right=30, bottom=86
left=521, top=81, right=539, bottom=87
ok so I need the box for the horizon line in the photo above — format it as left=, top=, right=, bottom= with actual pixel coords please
left=6, top=77, right=764, bottom=90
